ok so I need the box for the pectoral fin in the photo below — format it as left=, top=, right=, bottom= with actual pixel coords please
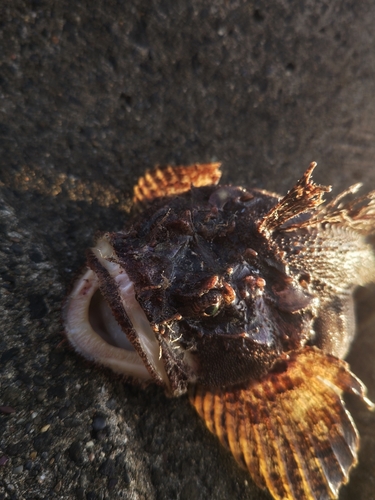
left=133, top=162, right=222, bottom=205
left=189, top=347, right=374, bottom=500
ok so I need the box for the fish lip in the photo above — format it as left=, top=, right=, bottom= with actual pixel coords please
left=64, top=236, right=170, bottom=388
left=63, top=267, right=151, bottom=379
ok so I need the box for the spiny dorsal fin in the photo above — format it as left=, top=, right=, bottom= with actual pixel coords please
left=189, top=347, right=374, bottom=500
left=295, top=184, right=375, bottom=234
left=258, top=162, right=331, bottom=234
left=259, top=162, right=375, bottom=235
left=133, top=163, right=222, bottom=206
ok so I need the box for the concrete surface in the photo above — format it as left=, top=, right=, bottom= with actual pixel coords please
left=1, top=1, right=375, bottom=499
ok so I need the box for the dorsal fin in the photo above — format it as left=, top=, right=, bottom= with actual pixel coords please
left=133, top=163, right=222, bottom=206
left=296, top=184, right=375, bottom=234
left=258, top=162, right=375, bottom=235
left=258, top=162, right=331, bottom=234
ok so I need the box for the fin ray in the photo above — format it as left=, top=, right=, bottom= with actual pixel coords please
left=133, top=163, right=221, bottom=205
left=189, top=347, right=373, bottom=500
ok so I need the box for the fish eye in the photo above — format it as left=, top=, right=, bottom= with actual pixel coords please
left=203, top=303, right=220, bottom=317
left=201, top=290, right=223, bottom=317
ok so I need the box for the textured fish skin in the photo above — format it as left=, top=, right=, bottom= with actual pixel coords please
left=65, top=162, right=375, bottom=500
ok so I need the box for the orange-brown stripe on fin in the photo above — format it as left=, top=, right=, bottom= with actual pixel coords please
left=133, top=162, right=222, bottom=205
left=258, top=162, right=331, bottom=234
left=189, top=347, right=374, bottom=500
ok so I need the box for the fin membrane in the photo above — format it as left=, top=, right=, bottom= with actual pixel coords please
left=133, top=162, right=221, bottom=205
left=259, top=161, right=375, bottom=235
left=189, top=347, right=374, bottom=500
left=258, top=162, right=330, bottom=234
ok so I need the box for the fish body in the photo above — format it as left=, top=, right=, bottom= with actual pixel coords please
left=64, top=162, right=375, bottom=500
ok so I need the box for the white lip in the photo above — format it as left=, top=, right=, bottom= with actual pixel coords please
left=64, top=267, right=152, bottom=380
left=91, top=238, right=170, bottom=387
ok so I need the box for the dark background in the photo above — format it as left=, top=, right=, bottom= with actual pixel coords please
left=1, top=1, right=375, bottom=499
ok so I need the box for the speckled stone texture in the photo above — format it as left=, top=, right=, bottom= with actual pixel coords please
left=1, top=1, right=375, bottom=499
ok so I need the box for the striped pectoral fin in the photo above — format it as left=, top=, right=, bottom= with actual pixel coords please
left=133, top=162, right=222, bottom=205
left=189, top=347, right=374, bottom=500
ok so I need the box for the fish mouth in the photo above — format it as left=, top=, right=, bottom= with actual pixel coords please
left=63, top=237, right=170, bottom=387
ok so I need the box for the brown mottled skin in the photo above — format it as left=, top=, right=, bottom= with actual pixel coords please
left=89, top=164, right=375, bottom=392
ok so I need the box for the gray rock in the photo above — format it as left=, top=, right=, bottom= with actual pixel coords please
left=1, top=1, right=375, bottom=499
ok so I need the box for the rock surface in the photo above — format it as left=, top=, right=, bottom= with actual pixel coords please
left=1, top=1, right=375, bottom=499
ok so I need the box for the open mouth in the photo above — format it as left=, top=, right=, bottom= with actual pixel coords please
left=63, top=237, right=169, bottom=386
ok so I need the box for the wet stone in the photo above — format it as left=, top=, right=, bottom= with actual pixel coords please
left=69, top=440, right=84, bottom=464
left=10, top=243, right=23, bottom=255
left=13, top=465, right=24, bottom=474
left=76, top=487, right=85, bottom=500
left=92, top=414, right=107, bottom=431
left=180, top=479, right=205, bottom=500
left=27, top=293, right=48, bottom=319
left=64, top=417, right=82, bottom=428
left=33, top=415, right=42, bottom=426
left=53, top=425, right=65, bottom=438
left=1, top=347, right=20, bottom=364
left=108, top=477, right=118, bottom=491
left=0, top=405, right=16, bottom=414
left=48, top=351, right=66, bottom=366
left=51, top=364, right=67, bottom=377
left=58, top=406, right=69, bottom=419
left=115, top=452, right=126, bottom=467
left=7, top=441, right=27, bottom=456
left=36, top=389, right=47, bottom=402
left=33, top=375, right=46, bottom=386
left=47, top=384, right=66, bottom=399
left=122, top=468, right=130, bottom=486
left=92, top=426, right=110, bottom=441
left=33, top=431, right=52, bottom=453
left=75, top=394, right=94, bottom=412
left=17, top=371, right=32, bottom=386
left=105, top=399, right=117, bottom=410
left=25, top=422, right=33, bottom=433
left=0, top=386, right=23, bottom=407
left=54, top=480, right=62, bottom=492
left=98, top=458, right=115, bottom=477
left=29, top=248, right=44, bottom=263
